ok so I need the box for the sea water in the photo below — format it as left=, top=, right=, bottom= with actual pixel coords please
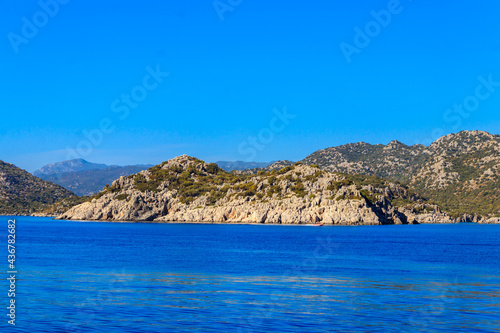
left=1, top=217, right=499, bottom=332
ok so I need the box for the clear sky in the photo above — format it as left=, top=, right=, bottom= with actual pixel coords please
left=1, top=0, right=499, bottom=172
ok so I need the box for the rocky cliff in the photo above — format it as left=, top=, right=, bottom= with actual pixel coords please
left=58, top=155, right=457, bottom=225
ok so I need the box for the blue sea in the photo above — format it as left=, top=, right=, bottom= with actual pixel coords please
left=1, top=217, right=499, bottom=332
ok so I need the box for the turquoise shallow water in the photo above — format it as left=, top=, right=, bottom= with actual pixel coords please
left=1, top=217, right=499, bottom=332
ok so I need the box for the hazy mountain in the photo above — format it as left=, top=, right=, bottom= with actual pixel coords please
left=215, top=161, right=276, bottom=171
left=34, top=159, right=153, bottom=196
left=0, top=160, right=75, bottom=215
left=33, top=158, right=109, bottom=177
left=234, top=160, right=295, bottom=175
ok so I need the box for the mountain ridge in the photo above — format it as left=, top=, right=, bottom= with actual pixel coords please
left=300, top=130, right=500, bottom=218
left=33, top=158, right=110, bottom=177
left=33, top=159, right=153, bottom=196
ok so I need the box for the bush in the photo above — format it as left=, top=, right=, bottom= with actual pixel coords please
left=360, top=189, right=377, bottom=206
left=206, top=163, right=221, bottom=175
left=267, top=185, right=281, bottom=197
left=304, top=171, right=322, bottom=182
left=115, top=194, right=128, bottom=201
left=291, top=182, right=306, bottom=197
left=267, top=176, right=277, bottom=185
left=277, top=166, right=293, bottom=174
left=327, top=179, right=353, bottom=192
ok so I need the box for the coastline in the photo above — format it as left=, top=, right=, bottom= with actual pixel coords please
left=3, top=213, right=499, bottom=225
left=19, top=215, right=500, bottom=225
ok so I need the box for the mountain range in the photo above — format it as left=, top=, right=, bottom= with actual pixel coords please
left=33, top=159, right=153, bottom=196
left=242, top=131, right=499, bottom=218
left=1, top=130, right=499, bottom=222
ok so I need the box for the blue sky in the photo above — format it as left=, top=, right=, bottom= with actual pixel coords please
left=1, top=0, right=499, bottom=172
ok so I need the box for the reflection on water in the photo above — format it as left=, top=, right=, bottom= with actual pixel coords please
left=16, top=270, right=500, bottom=332
left=4, top=218, right=500, bottom=332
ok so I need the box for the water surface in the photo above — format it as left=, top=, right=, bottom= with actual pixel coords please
left=1, top=217, right=499, bottom=332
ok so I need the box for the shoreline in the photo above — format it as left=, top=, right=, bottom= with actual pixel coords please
left=6, top=215, right=496, bottom=226
left=3, top=214, right=499, bottom=225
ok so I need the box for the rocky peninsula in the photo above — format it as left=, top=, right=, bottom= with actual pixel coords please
left=57, top=155, right=465, bottom=225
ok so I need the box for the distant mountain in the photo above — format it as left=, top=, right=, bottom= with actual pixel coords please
left=234, top=160, right=295, bottom=175
left=34, top=160, right=153, bottom=196
left=215, top=161, right=276, bottom=171
left=0, top=160, right=75, bottom=215
left=33, top=158, right=109, bottom=177
left=301, top=130, right=500, bottom=219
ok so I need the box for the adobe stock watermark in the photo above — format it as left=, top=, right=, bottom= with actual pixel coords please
left=64, top=268, right=135, bottom=332
left=65, top=65, right=169, bottom=160
left=213, top=0, right=243, bottom=21
left=236, top=237, right=340, bottom=333
left=431, top=74, right=499, bottom=141
left=408, top=278, right=460, bottom=330
left=237, top=106, right=296, bottom=162
left=339, top=0, right=410, bottom=64
left=8, top=0, right=70, bottom=54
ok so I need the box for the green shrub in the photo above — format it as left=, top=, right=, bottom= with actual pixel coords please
left=266, top=185, right=281, bottom=197
left=360, top=189, right=377, bottom=206
left=277, top=166, right=293, bottom=174
left=115, top=194, right=128, bottom=201
left=206, top=163, right=221, bottom=175
left=327, top=179, right=353, bottom=192
left=304, top=171, right=322, bottom=182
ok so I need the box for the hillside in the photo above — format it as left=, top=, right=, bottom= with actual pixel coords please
left=34, top=159, right=153, bottom=196
left=301, top=130, right=500, bottom=219
left=303, top=141, right=429, bottom=183
left=58, top=155, right=456, bottom=225
left=0, top=160, right=75, bottom=215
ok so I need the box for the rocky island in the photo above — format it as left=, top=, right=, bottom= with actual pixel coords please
left=58, top=155, right=457, bottom=225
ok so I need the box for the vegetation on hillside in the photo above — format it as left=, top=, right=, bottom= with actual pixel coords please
left=0, top=160, right=75, bottom=215
left=299, top=131, right=500, bottom=218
